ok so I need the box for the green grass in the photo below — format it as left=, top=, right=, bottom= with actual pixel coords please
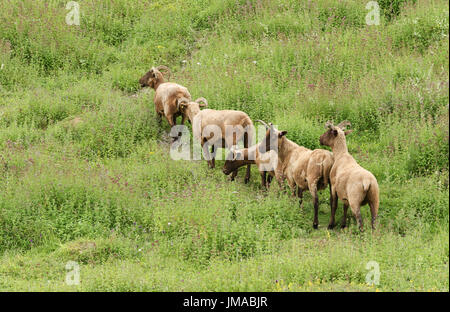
left=0, top=0, right=448, bottom=291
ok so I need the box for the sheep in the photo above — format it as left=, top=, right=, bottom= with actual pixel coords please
left=178, top=97, right=254, bottom=183
left=139, top=65, right=191, bottom=130
left=222, top=142, right=282, bottom=189
left=258, top=120, right=334, bottom=229
left=319, top=121, right=379, bottom=231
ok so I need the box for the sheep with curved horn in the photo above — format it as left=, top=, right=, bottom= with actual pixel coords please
left=156, top=65, right=172, bottom=80
left=258, top=121, right=334, bottom=229
left=139, top=65, right=191, bottom=134
left=337, top=120, right=351, bottom=130
left=222, top=119, right=284, bottom=189
left=223, top=138, right=283, bottom=190
left=179, top=98, right=254, bottom=183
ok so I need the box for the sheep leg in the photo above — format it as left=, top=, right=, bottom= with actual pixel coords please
left=297, top=186, right=303, bottom=209
left=172, top=114, right=177, bottom=126
left=166, top=114, right=175, bottom=127
left=260, top=171, right=267, bottom=189
left=276, top=176, right=285, bottom=192
left=313, top=195, right=319, bottom=229
left=181, top=114, right=186, bottom=125
left=369, top=201, right=378, bottom=230
left=349, top=202, right=363, bottom=232
left=244, top=132, right=251, bottom=184
left=310, top=186, right=319, bottom=229
left=166, top=114, right=179, bottom=142
left=341, top=203, right=349, bottom=228
left=267, top=174, right=273, bottom=189
left=244, top=165, right=251, bottom=184
left=210, top=145, right=216, bottom=169
left=328, top=190, right=338, bottom=229
left=202, top=141, right=213, bottom=168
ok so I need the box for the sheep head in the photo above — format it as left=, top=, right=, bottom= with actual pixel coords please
left=223, top=147, right=245, bottom=175
left=320, top=120, right=353, bottom=147
left=139, top=65, right=171, bottom=89
left=257, top=120, right=287, bottom=154
left=177, top=97, right=208, bottom=123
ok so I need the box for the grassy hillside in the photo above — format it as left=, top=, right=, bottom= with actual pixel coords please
left=0, top=0, right=448, bottom=291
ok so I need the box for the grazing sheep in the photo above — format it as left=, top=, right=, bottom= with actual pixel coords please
left=139, top=65, right=191, bottom=129
left=222, top=143, right=281, bottom=189
left=319, top=121, right=379, bottom=231
left=258, top=120, right=334, bottom=229
left=178, top=97, right=254, bottom=183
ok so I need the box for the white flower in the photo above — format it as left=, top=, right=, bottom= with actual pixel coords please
left=138, top=248, right=142, bottom=252
left=0, top=64, right=4, bottom=70
left=253, top=60, right=257, bottom=64
left=168, top=222, right=171, bottom=226
left=197, top=62, right=201, bottom=65
left=182, top=60, right=187, bottom=63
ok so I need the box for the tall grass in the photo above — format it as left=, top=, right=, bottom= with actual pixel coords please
left=0, top=0, right=448, bottom=291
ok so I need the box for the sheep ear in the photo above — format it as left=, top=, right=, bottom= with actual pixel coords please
left=278, top=131, right=287, bottom=138
left=344, top=129, right=353, bottom=136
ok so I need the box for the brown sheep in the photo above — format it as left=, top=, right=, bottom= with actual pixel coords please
left=139, top=66, right=191, bottom=130
left=178, top=97, right=254, bottom=183
left=319, top=121, right=379, bottom=231
left=222, top=143, right=281, bottom=189
left=258, top=121, right=334, bottom=229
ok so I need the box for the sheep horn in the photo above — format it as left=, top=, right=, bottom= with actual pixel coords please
left=233, top=150, right=243, bottom=161
left=177, top=97, right=190, bottom=110
left=337, top=120, right=351, bottom=130
left=156, top=65, right=171, bottom=80
left=256, top=120, right=270, bottom=129
left=195, top=97, right=208, bottom=107
left=325, top=120, right=335, bottom=130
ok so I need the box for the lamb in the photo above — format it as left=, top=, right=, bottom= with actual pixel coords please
left=178, top=97, right=254, bottom=183
left=139, top=65, right=191, bottom=129
left=222, top=143, right=281, bottom=189
left=319, top=121, right=379, bottom=231
left=258, top=120, right=334, bottom=229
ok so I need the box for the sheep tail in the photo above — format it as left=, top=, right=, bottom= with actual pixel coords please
left=363, top=179, right=371, bottom=193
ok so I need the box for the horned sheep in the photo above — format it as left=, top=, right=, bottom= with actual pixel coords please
left=222, top=142, right=281, bottom=189
left=258, top=120, right=334, bottom=229
left=178, top=97, right=254, bottom=183
left=139, top=65, right=191, bottom=130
